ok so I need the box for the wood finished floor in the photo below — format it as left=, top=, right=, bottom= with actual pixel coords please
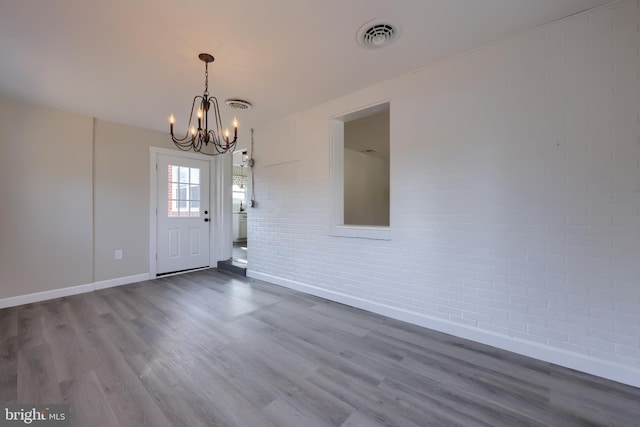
left=1, top=269, right=639, bottom=427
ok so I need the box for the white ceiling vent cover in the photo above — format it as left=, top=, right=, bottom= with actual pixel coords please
left=357, top=19, right=399, bottom=49
left=225, top=99, right=253, bottom=110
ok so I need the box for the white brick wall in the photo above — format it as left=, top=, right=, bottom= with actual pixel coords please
left=249, top=1, right=640, bottom=386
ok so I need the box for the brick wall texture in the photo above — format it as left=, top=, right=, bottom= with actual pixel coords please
left=250, top=1, right=640, bottom=372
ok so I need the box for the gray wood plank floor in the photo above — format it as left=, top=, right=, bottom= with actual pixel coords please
left=1, top=269, right=639, bottom=426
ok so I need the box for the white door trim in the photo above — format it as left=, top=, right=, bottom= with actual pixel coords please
left=149, top=147, right=232, bottom=278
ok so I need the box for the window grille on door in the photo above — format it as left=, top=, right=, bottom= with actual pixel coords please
left=167, top=165, right=201, bottom=217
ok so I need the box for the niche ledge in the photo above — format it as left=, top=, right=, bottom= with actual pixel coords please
left=329, top=225, right=391, bottom=240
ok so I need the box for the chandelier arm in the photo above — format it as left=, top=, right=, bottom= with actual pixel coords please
left=212, top=131, right=227, bottom=154
left=170, top=95, right=204, bottom=141
left=209, top=96, right=224, bottom=136
left=174, top=142, right=194, bottom=151
left=193, top=135, right=203, bottom=153
left=211, top=96, right=238, bottom=150
left=189, top=95, right=202, bottom=131
left=171, top=132, right=197, bottom=144
left=210, top=96, right=233, bottom=152
left=205, top=129, right=221, bottom=153
left=206, top=128, right=218, bottom=144
left=173, top=136, right=197, bottom=148
left=185, top=130, right=225, bottom=156
left=199, top=147, right=226, bottom=156
left=172, top=139, right=188, bottom=147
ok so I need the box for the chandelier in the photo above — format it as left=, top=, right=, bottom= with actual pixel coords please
left=169, top=53, right=238, bottom=155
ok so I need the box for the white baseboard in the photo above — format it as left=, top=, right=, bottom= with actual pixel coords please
left=93, top=273, right=151, bottom=290
left=0, top=283, right=94, bottom=309
left=247, top=270, right=640, bottom=389
left=0, top=273, right=151, bottom=309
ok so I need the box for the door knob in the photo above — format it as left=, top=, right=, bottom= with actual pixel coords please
left=204, top=218, right=209, bottom=222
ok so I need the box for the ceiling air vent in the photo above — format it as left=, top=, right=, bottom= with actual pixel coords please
left=225, top=99, right=253, bottom=110
left=357, top=19, right=399, bottom=49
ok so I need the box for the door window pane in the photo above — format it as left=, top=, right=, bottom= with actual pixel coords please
left=190, top=168, right=200, bottom=184
left=179, top=167, right=189, bottom=183
left=191, top=185, right=200, bottom=201
left=168, top=165, right=202, bottom=217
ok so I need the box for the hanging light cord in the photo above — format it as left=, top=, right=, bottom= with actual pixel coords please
left=250, top=128, right=256, bottom=206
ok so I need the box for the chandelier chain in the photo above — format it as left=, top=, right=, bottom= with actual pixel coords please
left=204, top=62, right=209, bottom=96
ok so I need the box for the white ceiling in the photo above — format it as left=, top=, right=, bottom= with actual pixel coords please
left=0, top=0, right=612, bottom=135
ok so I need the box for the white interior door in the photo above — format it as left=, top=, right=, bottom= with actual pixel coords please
left=156, top=153, right=210, bottom=275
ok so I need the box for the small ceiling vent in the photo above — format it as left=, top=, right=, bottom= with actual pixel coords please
left=357, top=19, right=399, bottom=49
left=225, top=99, right=253, bottom=110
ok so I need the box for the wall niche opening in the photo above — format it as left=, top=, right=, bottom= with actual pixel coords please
left=332, top=102, right=390, bottom=230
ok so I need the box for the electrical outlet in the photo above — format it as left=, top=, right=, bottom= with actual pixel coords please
left=115, top=249, right=123, bottom=260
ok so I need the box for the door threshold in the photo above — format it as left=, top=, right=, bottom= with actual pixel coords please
left=155, top=266, right=210, bottom=278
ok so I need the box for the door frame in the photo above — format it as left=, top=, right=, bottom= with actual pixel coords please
left=149, top=147, right=233, bottom=278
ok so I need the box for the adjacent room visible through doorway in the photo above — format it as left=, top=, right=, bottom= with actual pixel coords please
left=232, top=150, right=248, bottom=266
